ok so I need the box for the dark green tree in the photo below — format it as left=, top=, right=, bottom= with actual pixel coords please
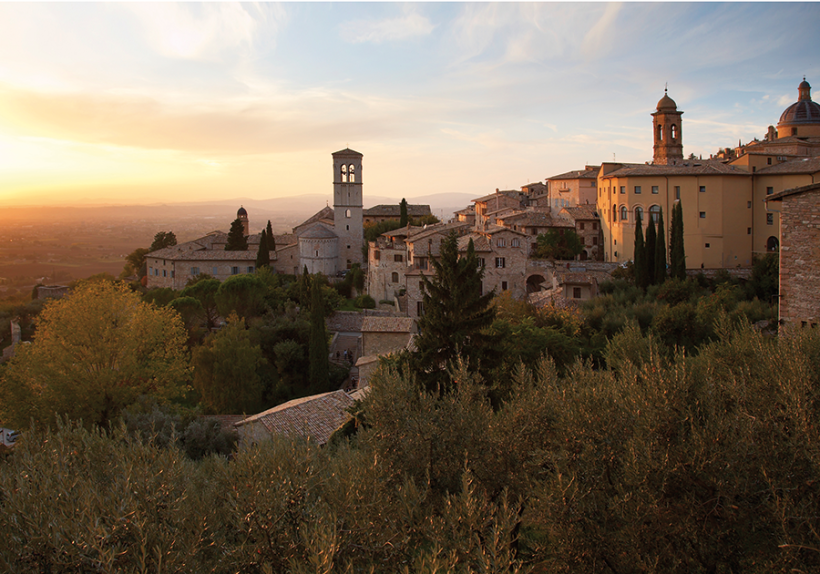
left=633, top=210, right=649, bottom=290
left=654, top=208, right=667, bottom=284
left=299, top=266, right=310, bottom=306
left=149, top=231, right=177, bottom=252
left=308, top=275, right=330, bottom=392
left=413, top=232, right=497, bottom=393
left=256, top=230, right=271, bottom=269
left=670, top=201, right=686, bottom=280
left=215, top=274, right=267, bottom=319
left=266, top=220, right=276, bottom=251
left=535, top=228, right=584, bottom=260
left=225, top=218, right=248, bottom=251
left=399, top=198, right=409, bottom=227
left=181, top=277, right=220, bottom=329
left=645, top=212, right=657, bottom=286
left=122, top=247, right=149, bottom=279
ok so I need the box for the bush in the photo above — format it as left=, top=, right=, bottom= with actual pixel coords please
left=355, top=294, right=376, bottom=309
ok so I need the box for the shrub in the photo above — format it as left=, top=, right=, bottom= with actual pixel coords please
left=355, top=294, right=376, bottom=309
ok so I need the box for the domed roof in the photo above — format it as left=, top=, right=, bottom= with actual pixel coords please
left=656, top=91, right=678, bottom=111
left=237, top=206, right=248, bottom=217
left=778, top=78, right=820, bottom=127
left=300, top=224, right=338, bottom=240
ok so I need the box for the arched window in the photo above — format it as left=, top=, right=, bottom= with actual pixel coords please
left=658, top=124, right=663, bottom=141
left=349, top=164, right=355, bottom=183
left=634, top=206, right=644, bottom=222
left=345, top=209, right=351, bottom=218
left=649, top=204, right=661, bottom=223
left=671, top=124, right=677, bottom=140
left=620, top=205, right=628, bottom=221
left=767, top=236, right=779, bottom=252
left=391, top=272, right=399, bottom=283
left=341, top=164, right=347, bottom=182
left=613, top=207, right=618, bottom=222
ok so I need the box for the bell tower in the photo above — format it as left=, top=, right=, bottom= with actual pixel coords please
left=332, top=148, right=364, bottom=268
left=652, top=89, right=684, bottom=165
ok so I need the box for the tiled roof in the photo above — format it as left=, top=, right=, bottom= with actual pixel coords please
left=300, top=223, right=338, bottom=239
left=498, top=211, right=573, bottom=228
left=561, top=204, right=599, bottom=220
left=766, top=181, right=820, bottom=202
left=548, top=166, right=600, bottom=180
left=457, top=234, right=491, bottom=252
left=296, top=206, right=335, bottom=230
left=406, top=221, right=471, bottom=242
left=482, top=223, right=529, bottom=236
left=472, top=190, right=523, bottom=203
left=236, top=390, right=356, bottom=446
left=602, top=160, right=748, bottom=178
left=361, top=316, right=416, bottom=333
left=755, top=156, right=820, bottom=175
left=382, top=224, right=423, bottom=239
left=364, top=204, right=431, bottom=217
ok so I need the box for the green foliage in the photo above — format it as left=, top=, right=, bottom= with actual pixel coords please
left=215, top=273, right=267, bottom=319
left=364, top=219, right=405, bottom=242
left=192, top=314, right=266, bottom=414
left=654, top=207, right=667, bottom=284
left=655, top=276, right=702, bottom=306
left=746, top=252, right=779, bottom=302
left=122, top=247, right=149, bottom=279
left=180, top=277, right=220, bottom=329
left=256, top=229, right=271, bottom=268
left=309, top=275, right=330, bottom=392
left=645, top=211, right=656, bottom=284
left=651, top=301, right=710, bottom=350
left=670, top=200, right=686, bottom=279
left=225, top=218, right=248, bottom=251
left=354, top=294, right=376, bottom=309
left=266, top=220, right=276, bottom=251
left=142, top=286, right=177, bottom=307
left=0, top=281, right=190, bottom=429
left=149, top=231, right=177, bottom=252
left=400, top=197, right=409, bottom=227
left=534, top=228, right=584, bottom=260
left=634, top=209, right=649, bottom=289
left=168, top=296, right=204, bottom=330
left=413, top=233, right=497, bottom=393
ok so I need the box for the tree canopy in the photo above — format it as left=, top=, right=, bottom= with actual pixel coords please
left=535, top=228, right=584, bottom=260
left=225, top=218, right=248, bottom=251
left=412, top=232, right=497, bottom=393
left=149, top=231, right=177, bottom=252
left=0, top=281, right=190, bottom=428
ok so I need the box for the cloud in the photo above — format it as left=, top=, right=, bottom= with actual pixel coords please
left=342, top=10, right=434, bottom=44
left=126, top=3, right=268, bottom=60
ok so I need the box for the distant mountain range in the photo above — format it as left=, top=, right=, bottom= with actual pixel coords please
left=2, top=192, right=478, bottom=229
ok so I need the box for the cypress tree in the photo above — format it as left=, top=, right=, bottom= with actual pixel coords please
left=645, top=212, right=657, bottom=285
left=255, top=229, right=270, bottom=269
left=670, top=202, right=686, bottom=280
left=633, top=210, right=648, bottom=289
left=308, top=274, right=329, bottom=392
left=399, top=198, right=409, bottom=227
left=413, top=232, right=497, bottom=394
left=266, top=220, right=276, bottom=251
left=654, top=207, right=667, bottom=284
left=299, top=266, right=310, bottom=306
left=225, top=218, right=248, bottom=251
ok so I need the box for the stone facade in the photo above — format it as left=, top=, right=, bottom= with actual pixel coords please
left=766, top=182, right=820, bottom=328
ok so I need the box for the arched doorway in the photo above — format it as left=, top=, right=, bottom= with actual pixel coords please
left=526, top=274, right=547, bottom=294
left=767, top=236, right=779, bottom=252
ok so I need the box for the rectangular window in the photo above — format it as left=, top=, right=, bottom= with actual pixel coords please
left=573, top=287, right=582, bottom=299
left=417, top=301, right=424, bottom=316
left=748, top=201, right=752, bottom=208
left=705, top=243, right=711, bottom=248
left=212, top=267, right=218, bottom=276
left=477, top=258, right=485, bottom=267
left=394, top=254, right=403, bottom=262
left=747, top=227, right=751, bottom=235
left=634, top=185, right=642, bottom=194
left=620, top=186, right=625, bottom=194
left=766, top=186, right=774, bottom=196
left=592, top=222, right=598, bottom=230
left=374, top=250, right=380, bottom=260
left=579, top=222, right=585, bottom=230
left=501, top=281, right=508, bottom=291
left=511, top=238, right=520, bottom=247
left=497, top=238, right=506, bottom=247
left=162, top=269, right=167, bottom=277
left=148, top=267, right=153, bottom=275
left=495, top=257, right=506, bottom=268
left=592, top=237, right=598, bottom=246
left=767, top=157, right=772, bottom=165
left=675, top=186, right=681, bottom=200
left=247, top=266, right=254, bottom=273
left=652, top=186, right=659, bottom=194
left=699, top=185, right=706, bottom=193
left=699, top=212, right=706, bottom=219
left=191, top=267, right=199, bottom=276
left=231, top=266, right=239, bottom=275
left=767, top=213, right=774, bottom=225
left=171, top=271, right=175, bottom=278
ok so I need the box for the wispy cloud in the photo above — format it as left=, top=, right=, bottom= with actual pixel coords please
left=342, top=9, right=434, bottom=44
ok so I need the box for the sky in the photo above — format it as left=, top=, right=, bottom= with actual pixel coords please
left=0, top=2, right=818, bottom=207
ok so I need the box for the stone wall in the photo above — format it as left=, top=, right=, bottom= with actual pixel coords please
left=777, top=190, right=820, bottom=326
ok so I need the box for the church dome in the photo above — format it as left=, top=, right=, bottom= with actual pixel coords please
left=656, top=92, right=678, bottom=111
left=237, top=206, right=248, bottom=217
left=778, top=78, right=820, bottom=132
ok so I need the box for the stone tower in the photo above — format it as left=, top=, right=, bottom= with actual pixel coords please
left=332, top=148, right=364, bottom=268
left=237, top=206, right=250, bottom=236
left=652, top=89, right=684, bottom=165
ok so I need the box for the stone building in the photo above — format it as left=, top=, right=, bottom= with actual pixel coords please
left=363, top=204, right=432, bottom=224
left=765, top=181, right=820, bottom=329
left=545, top=166, right=600, bottom=209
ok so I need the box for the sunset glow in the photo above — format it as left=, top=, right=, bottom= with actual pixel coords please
left=0, top=2, right=818, bottom=207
